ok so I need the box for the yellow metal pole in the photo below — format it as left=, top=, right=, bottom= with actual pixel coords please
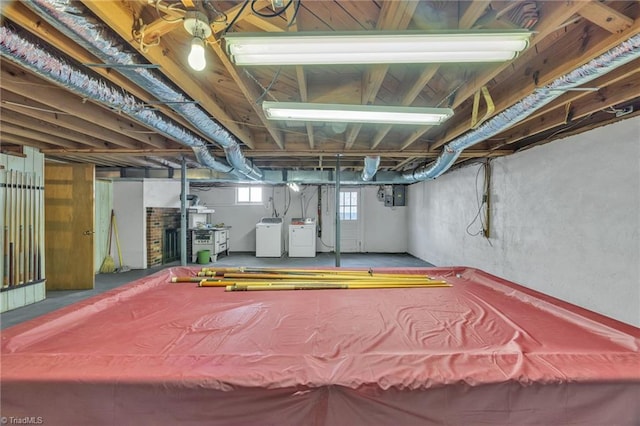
left=225, top=282, right=451, bottom=291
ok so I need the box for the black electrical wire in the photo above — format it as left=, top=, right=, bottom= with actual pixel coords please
left=222, top=0, right=250, bottom=36
left=251, top=0, right=294, bottom=18
left=286, top=0, right=302, bottom=28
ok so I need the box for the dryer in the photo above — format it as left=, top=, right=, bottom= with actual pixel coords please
left=255, top=217, right=283, bottom=257
left=288, top=218, right=317, bottom=257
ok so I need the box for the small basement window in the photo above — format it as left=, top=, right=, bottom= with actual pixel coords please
left=339, top=191, right=358, bottom=220
left=237, top=186, right=263, bottom=204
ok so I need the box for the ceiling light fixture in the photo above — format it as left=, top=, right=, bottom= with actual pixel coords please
left=224, top=30, right=531, bottom=66
left=287, top=182, right=301, bottom=192
left=262, top=102, right=454, bottom=126
left=184, top=11, right=212, bottom=71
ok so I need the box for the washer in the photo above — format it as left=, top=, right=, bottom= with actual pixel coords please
left=288, top=218, right=316, bottom=257
left=255, top=217, right=283, bottom=257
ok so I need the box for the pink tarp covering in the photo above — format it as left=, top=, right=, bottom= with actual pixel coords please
left=1, top=266, right=639, bottom=425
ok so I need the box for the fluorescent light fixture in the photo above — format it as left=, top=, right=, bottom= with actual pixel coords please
left=262, top=102, right=454, bottom=126
left=224, top=30, right=531, bottom=65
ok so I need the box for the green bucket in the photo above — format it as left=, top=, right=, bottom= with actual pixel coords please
left=197, top=250, right=211, bottom=264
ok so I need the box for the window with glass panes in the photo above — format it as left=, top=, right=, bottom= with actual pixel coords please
left=339, top=191, right=358, bottom=220
left=237, top=186, right=263, bottom=203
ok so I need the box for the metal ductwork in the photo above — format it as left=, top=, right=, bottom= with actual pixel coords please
left=23, top=0, right=262, bottom=181
left=404, top=33, right=640, bottom=182
left=361, top=156, right=381, bottom=181
left=4, top=1, right=639, bottom=185
left=0, top=26, right=234, bottom=175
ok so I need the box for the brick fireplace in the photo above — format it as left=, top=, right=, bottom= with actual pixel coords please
left=146, top=207, right=181, bottom=268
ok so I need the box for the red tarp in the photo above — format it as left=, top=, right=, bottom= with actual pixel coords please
left=1, top=266, right=639, bottom=425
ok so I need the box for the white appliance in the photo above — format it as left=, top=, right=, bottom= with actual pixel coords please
left=188, top=207, right=215, bottom=229
left=288, top=218, right=316, bottom=257
left=256, top=217, right=283, bottom=257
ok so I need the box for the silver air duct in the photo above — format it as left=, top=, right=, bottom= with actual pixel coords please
left=404, top=33, right=640, bottom=182
left=24, top=0, right=262, bottom=181
left=361, top=156, right=381, bottom=181
left=0, top=26, right=233, bottom=175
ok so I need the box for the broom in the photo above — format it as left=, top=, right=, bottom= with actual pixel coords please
left=99, top=210, right=115, bottom=273
left=112, top=211, right=130, bottom=273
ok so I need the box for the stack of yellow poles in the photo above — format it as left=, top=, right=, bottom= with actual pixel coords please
left=171, top=267, right=450, bottom=291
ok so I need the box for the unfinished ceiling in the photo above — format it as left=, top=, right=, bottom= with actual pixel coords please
left=1, top=0, right=639, bottom=182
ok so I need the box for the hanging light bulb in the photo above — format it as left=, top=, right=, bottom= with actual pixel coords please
left=184, top=11, right=212, bottom=72
left=188, top=37, right=206, bottom=71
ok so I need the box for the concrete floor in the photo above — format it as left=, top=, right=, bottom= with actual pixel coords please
left=0, top=252, right=433, bottom=329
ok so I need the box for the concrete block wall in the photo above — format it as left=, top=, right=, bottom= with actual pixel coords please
left=407, top=117, right=640, bottom=326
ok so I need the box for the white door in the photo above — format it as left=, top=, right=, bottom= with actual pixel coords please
left=338, top=188, right=362, bottom=252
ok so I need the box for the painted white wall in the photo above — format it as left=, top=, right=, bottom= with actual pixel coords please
left=112, top=179, right=182, bottom=269
left=192, top=185, right=319, bottom=252
left=113, top=180, right=145, bottom=269
left=407, top=117, right=640, bottom=326
left=318, top=186, right=408, bottom=253
left=192, top=184, right=408, bottom=253
left=143, top=179, right=181, bottom=208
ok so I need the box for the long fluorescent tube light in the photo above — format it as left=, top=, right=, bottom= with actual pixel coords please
left=225, top=31, right=531, bottom=65
left=262, top=102, right=454, bottom=125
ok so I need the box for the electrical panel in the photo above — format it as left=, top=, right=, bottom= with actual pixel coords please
left=392, top=185, right=406, bottom=206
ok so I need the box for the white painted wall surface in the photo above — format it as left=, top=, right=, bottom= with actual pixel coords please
left=113, top=180, right=145, bottom=269
left=407, top=117, right=640, bottom=326
left=192, top=184, right=408, bottom=253
left=318, top=186, right=408, bottom=253
left=192, top=185, right=318, bottom=252
left=143, top=179, right=181, bottom=208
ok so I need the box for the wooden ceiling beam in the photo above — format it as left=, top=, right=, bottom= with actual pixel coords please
left=286, top=2, right=314, bottom=150
left=38, top=147, right=510, bottom=159
left=402, top=0, right=593, bottom=152
left=489, top=57, right=640, bottom=144
left=344, top=0, right=420, bottom=149
left=82, top=0, right=256, bottom=149
left=2, top=2, right=206, bottom=136
left=0, top=91, right=143, bottom=150
left=0, top=110, right=107, bottom=149
left=368, top=1, right=489, bottom=150
left=428, top=17, right=640, bottom=152
left=206, top=41, right=285, bottom=149
left=490, top=70, right=640, bottom=149
left=0, top=65, right=171, bottom=149
left=0, top=133, right=57, bottom=151
left=578, top=1, right=633, bottom=33
left=1, top=122, right=82, bottom=149
left=212, top=0, right=273, bottom=34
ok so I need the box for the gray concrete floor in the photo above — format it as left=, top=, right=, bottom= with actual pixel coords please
left=0, top=252, right=433, bottom=329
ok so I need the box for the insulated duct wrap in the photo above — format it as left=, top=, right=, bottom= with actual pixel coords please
left=24, top=0, right=262, bottom=180
left=0, top=26, right=233, bottom=174
left=361, top=156, right=381, bottom=181
left=404, top=33, right=640, bottom=182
